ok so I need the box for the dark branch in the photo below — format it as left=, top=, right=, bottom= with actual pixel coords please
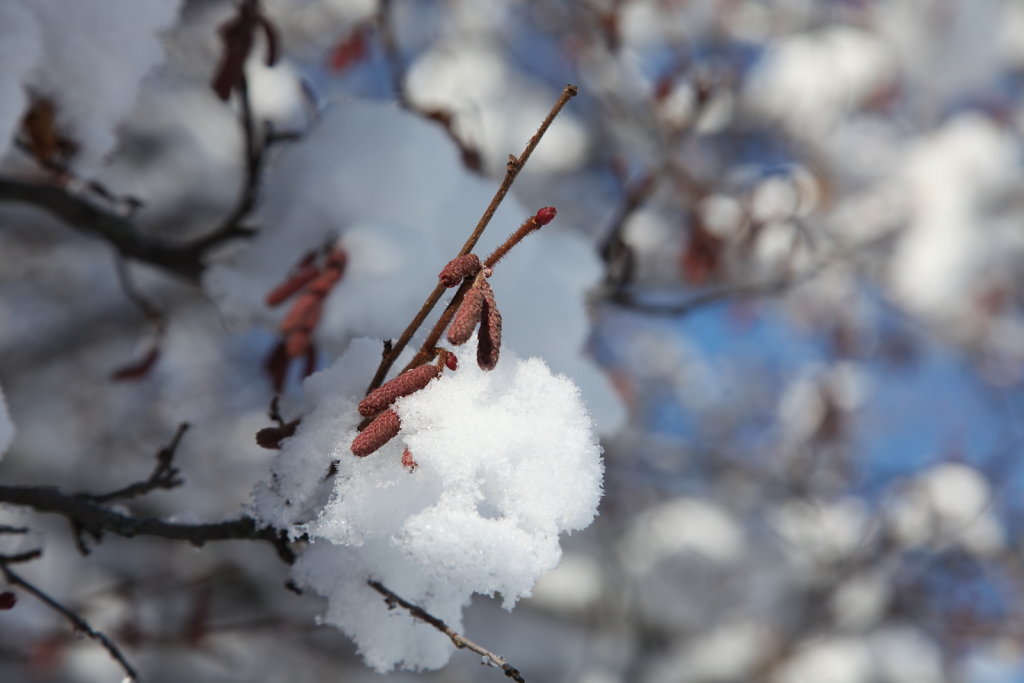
left=0, top=485, right=294, bottom=564
left=602, top=254, right=834, bottom=316
left=368, top=580, right=525, bottom=682
left=0, top=178, right=206, bottom=281
left=0, top=554, right=140, bottom=681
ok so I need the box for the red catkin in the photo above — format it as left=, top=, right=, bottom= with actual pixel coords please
left=438, top=254, right=481, bottom=287
left=476, top=280, right=502, bottom=370
left=358, top=364, right=440, bottom=417
left=264, top=264, right=320, bottom=306
left=351, top=409, right=401, bottom=457
left=447, top=285, right=484, bottom=345
left=285, top=329, right=312, bottom=358
left=325, top=246, right=348, bottom=271
left=279, top=293, right=321, bottom=333
left=306, top=267, right=343, bottom=296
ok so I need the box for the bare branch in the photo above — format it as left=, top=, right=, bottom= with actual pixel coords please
left=0, top=178, right=205, bottom=281
left=0, top=554, right=140, bottom=681
left=0, top=485, right=294, bottom=564
left=367, top=580, right=525, bottom=682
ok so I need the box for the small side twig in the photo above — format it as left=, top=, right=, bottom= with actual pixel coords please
left=0, top=553, right=140, bottom=682
left=367, top=580, right=525, bottom=682
left=601, top=255, right=833, bottom=317
left=81, top=423, right=189, bottom=505
left=365, top=84, right=578, bottom=393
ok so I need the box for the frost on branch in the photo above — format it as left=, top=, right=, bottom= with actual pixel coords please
left=251, top=338, right=602, bottom=671
left=0, top=0, right=182, bottom=171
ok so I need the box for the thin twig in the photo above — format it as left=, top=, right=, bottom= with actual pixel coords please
left=0, top=485, right=294, bottom=564
left=376, top=0, right=408, bottom=106
left=601, top=257, right=831, bottom=316
left=115, top=258, right=164, bottom=329
left=0, top=555, right=140, bottom=682
left=81, top=423, right=189, bottom=504
left=211, top=75, right=261, bottom=239
left=367, top=580, right=525, bottom=682
left=365, top=84, right=579, bottom=393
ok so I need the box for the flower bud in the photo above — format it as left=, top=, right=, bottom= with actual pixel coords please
left=535, top=206, right=557, bottom=225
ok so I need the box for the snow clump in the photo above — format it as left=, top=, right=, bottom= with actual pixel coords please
left=251, top=337, right=603, bottom=671
left=0, top=0, right=182, bottom=171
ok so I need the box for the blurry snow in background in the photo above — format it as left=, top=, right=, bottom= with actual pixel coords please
left=3, top=0, right=1024, bottom=681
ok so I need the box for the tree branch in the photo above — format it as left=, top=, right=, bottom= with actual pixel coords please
left=0, top=485, right=294, bottom=564
left=0, top=552, right=140, bottom=682
left=367, top=580, right=525, bottom=682
left=0, top=179, right=206, bottom=281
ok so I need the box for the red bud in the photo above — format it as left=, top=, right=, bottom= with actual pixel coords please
left=535, top=206, right=557, bottom=225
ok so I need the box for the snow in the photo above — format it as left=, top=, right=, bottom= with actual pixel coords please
left=746, top=26, right=895, bottom=137
left=621, top=498, right=745, bottom=571
left=252, top=337, right=602, bottom=671
left=887, top=463, right=1004, bottom=556
left=890, top=115, right=1021, bottom=323
left=0, top=0, right=182, bottom=172
left=773, top=497, right=871, bottom=568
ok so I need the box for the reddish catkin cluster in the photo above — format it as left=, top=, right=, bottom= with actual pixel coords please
left=439, top=207, right=555, bottom=370
left=351, top=359, right=449, bottom=457
left=265, top=246, right=348, bottom=359
left=446, top=279, right=503, bottom=370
